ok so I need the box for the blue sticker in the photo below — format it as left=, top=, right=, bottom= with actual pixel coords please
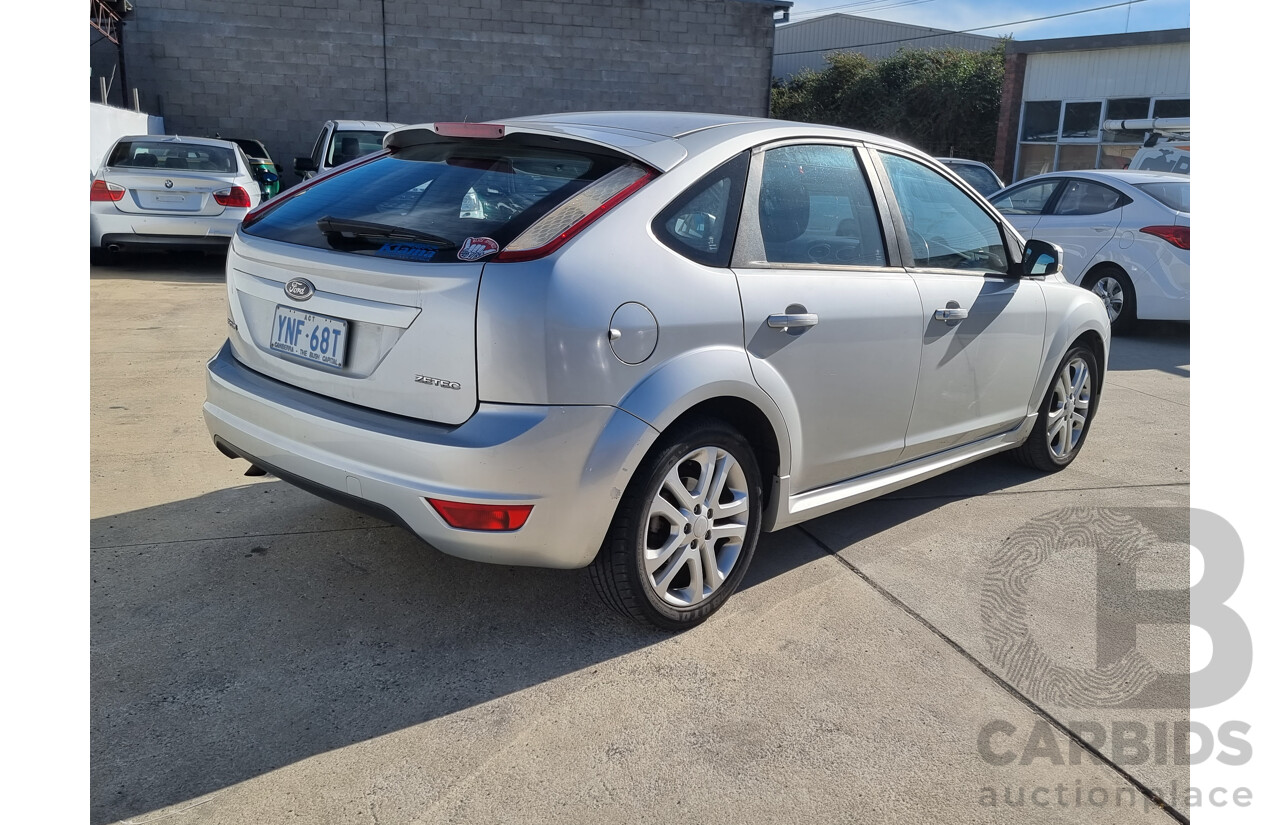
left=376, top=242, right=438, bottom=262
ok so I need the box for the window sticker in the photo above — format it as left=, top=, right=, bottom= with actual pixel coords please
left=457, top=236, right=500, bottom=261
left=375, top=242, right=438, bottom=262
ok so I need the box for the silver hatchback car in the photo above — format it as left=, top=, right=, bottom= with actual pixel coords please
left=204, top=112, right=1109, bottom=629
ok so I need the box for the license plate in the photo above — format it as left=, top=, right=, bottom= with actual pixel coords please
left=270, top=305, right=349, bottom=368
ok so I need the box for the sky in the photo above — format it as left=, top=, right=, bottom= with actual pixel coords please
left=783, top=0, right=1189, bottom=40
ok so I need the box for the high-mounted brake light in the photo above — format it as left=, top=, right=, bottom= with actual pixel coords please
left=240, top=149, right=389, bottom=229
left=434, top=122, right=506, bottom=139
left=213, top=186, right=252, bottom=209
left=90, top=179, right=125, bottom=202
left=496, top=164, right=655, bottom=262
left=427, top=498, right=533, bottom=531
left=1140, top=225, right=1189, bottom=250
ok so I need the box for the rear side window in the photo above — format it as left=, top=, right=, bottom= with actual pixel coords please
left=1135, top=181, right=1190, bottom=212
left=107, top=140, right=237, bottom=173
left=1052, top=180, right=1128, bottom=216
left=653, top=152, right=748, bottom=267
left=327, top=130, right=389, bottom=166
left=243, top=138, right=631, bottom=263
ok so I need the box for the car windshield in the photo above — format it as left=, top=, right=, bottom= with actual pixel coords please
left=243, top=138, right=629, bottom=263
left=945, top=163, right=1000, bottom=196
left=1134, top=180, right=1190, bottom=212
left=107, top=140, right=238, bottom=173
left=326, top=130, right=390, bottom=166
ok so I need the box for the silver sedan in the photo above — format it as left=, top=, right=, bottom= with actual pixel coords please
left=204, top=112, right=1110, bottom=629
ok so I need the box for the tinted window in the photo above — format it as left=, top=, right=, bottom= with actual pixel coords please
left=1052, top=180, right=1125, bottom=216
left=107, top=140, right=237, bottom=173
left=654, top=152, right=748, bottom=267
left=991, top=180, right=1060, bottom=216
left=1135, top=181, right=1190, bottom=212
left=243, top=139, right=629, bottom=263
left=328, top=130, right=388, bottom=166
left=878, top=152, right=1008, bottom=272
left=756, top=145, right=886, bottom=267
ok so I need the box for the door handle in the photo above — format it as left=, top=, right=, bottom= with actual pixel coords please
left=767, top=313, right=819, bottom=330
left=934, top=307, right=969, bottom=322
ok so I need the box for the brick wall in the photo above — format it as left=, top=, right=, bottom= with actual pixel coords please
left=120, top=0, right=779, bottom=184
left=992, top=50, right=1026, bottom=185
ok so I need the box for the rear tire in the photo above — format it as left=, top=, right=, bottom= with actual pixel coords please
left=1083, top=265, right=1136, bottom=334
left=589, top=418, right=762, bottom=630
left=1012, top=345, right=1100, bottom=472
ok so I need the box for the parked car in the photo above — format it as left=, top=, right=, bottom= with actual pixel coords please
left=989, top=169, right=1189, bottom=331
left=205, top=112, right=1109, bottom=629
left=224, top=137, right=283, bottom=199
left=91, top=135, right=263, bottom=255
left=293, top=119, right=403, bottom=181
left=935, top=157, right=1005, bottom=197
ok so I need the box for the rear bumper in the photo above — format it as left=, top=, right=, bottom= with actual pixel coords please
left=90, top=208, right=243, bottom=250
left=203, top=342, right=659, bottom=569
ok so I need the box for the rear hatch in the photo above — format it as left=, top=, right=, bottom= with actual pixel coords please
left=228, top=130, right=649, bottom=426
left=98, top=138, right=242, bottom=216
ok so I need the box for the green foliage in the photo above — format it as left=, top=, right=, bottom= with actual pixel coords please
left=771, top=42, right=1007, bottom=164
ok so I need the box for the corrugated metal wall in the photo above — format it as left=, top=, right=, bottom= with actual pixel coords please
left=1023, top=43, right=1190, bottom=100
left=773, top=14, right=998, bottom=79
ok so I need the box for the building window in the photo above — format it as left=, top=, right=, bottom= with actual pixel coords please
left=1015, top=97, right=1189, bottom=180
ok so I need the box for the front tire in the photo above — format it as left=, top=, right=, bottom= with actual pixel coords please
left=1012, top=345, right=1100, bottom=472
left=589, top=418, right=763, bottom=630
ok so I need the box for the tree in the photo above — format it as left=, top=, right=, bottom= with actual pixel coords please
left=771, top=43, right=1007, bottom=164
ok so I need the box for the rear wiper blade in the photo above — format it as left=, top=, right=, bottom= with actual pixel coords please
left=316, top=216, right=456, bottom=248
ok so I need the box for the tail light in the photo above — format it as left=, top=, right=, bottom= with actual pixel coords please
left=241, top=149, right=389, bottom=230
left=495, top=164, right=655, bottom=262
left=1140, top=225, right=1189, bottom=250
left=90, top=180, right=125, bottom=202
left=213, top=186, right=252, bottom=209
left=427, top=498, right=533, bottom=531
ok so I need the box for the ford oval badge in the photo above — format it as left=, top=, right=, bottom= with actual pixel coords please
left=285, top=277, right=315, bottom=301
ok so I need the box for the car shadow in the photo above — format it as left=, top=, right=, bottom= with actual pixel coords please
left=90, top=481, right=831, bottom=824
left=1108, top=320, right=1189, bottom=376
left=91, top=250, right=227, bottom=281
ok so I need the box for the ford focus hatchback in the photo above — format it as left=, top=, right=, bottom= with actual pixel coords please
left=205, top=112, right=1110, bottom=629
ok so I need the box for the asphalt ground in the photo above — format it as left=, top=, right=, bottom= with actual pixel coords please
left=91, top=252, right=1191, bottom=824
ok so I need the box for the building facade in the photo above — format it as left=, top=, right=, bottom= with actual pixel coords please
left=772, top=13, right=998, bottom=80
left=994, top=29, right=1190, bottom=183
left=93, top=0, right=789, bottom=183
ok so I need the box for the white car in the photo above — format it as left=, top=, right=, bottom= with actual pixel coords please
left=293, top=120, right=403, bottom=181
left=90, top=135, right=264, bottom=254
left=934, top=157, right=1005, bottom=197
left=990, top=170, right=1189, bottom=331
left=205, top=112, right=1109, bottom=629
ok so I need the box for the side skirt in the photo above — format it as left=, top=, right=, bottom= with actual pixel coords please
left=764, top=414, right=1038, bottom=532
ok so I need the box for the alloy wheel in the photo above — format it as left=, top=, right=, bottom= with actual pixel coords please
left=1046, top=356, right=1092, bottom=460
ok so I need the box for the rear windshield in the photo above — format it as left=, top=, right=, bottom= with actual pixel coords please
left=243, top=139, right=629, bottom=263
left=107, top=140, right=237, bottom=173
left=1134, top=181, right=1190, bottom=213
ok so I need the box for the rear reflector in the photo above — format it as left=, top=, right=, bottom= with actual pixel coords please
left=213, top=186, right=252, bottom=209
left=1139, top=225, right=1189, bottom=250
left=427, top=499, right=533, bottom=531
left=496, top=164, right=654, bottom=262
left=90, top=179, right=125, bottom=202
left=434, top=122, right=506, bottom=139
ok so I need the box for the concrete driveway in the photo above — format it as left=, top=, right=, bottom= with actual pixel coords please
left=91, top=254, right=1191, bottom=824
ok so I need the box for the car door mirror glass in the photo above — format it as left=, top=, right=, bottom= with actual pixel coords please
left=1023, top=239, right=1063, bottom=276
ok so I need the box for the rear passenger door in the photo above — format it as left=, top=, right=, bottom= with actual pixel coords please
left=1036, top=178, right=1129, bottom=282
left=732, top=142, right=923, bottom=494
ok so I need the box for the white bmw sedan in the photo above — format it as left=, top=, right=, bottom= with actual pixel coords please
left=204, top=112, right=1110, bottom=629
left=91, top=135, right=264, bottom=255
left=990, top=169, right=1190, bottom=331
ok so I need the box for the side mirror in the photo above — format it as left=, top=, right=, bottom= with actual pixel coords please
left=1023, top=238, right=1063, bottom=276
left=294, top=157, right=318, bottom=174
left=261, top=172, right=279, bottom=184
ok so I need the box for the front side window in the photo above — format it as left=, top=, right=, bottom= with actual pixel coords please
left=991, top=180, right=1061, bottom=216
left=878, top=152, right=1009, bottom=272
left=754, top=144, right=887, bottom=267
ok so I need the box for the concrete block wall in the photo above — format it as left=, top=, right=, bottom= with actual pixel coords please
left=121, top=0, right=778, bottom=185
